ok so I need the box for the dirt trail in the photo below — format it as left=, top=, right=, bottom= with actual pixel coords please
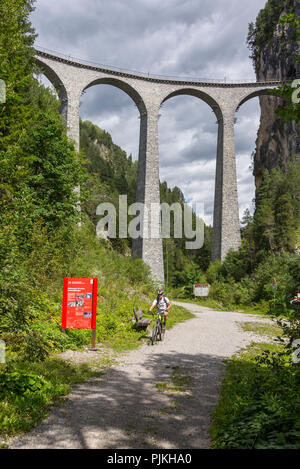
left=9, top=302, right=272, bottom=449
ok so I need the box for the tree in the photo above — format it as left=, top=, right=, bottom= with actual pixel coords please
left=0, top=0, right=85, bottom=330
left=247, top=0, right=295, bottom=70
left=274, top=192, right=296, bottom=251
left=0, top=0, right=37, bottom=195
left=253, top=170, right=276, bottom=252
left=273, top=13, right=300, bottom=123
left=241, top=209, right=256, bottom=273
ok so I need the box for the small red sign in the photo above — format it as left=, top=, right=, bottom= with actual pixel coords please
left=62, top=278, right=98, bottom=329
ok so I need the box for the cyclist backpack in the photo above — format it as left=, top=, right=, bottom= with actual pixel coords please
left=156, top=295, right=168, bottom=307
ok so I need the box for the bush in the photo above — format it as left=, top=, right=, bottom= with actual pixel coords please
left=0, top=370, right=49, bottom=398
left=231, top=277, right=256, bottom=306
left=206, top=250, right=300, bottom=310
left=206, top=261, right=222, bottom=284
left=253, top=252, right=297, bottom=302
left=211, top=342, right=300, bottom=449
left=220, top=244, right=253, bottom=282
left=209, top=280, right=234, bottom=307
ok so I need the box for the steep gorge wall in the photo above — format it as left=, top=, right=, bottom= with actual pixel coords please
left=253, top=0, right=300, bottom=189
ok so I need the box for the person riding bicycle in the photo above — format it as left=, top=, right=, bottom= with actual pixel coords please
left=149, top=290, right=172, bottom=329
left=290, top=294, right=300, bottom=305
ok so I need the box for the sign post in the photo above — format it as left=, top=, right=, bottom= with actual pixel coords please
left=62, top=278, right=98, bottom=351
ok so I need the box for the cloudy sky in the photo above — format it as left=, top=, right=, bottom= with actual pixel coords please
left=31, top=0, right=268, bottom=225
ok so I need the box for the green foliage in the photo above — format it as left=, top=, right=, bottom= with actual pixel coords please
left=0, top=0, right=86, bottom=352
left=206, top=250, right=300, bottom=309
left=205, top=260, right=222, bottom=284
left=248, top=5, right=300, bottom=123
left=253, top=170, right=276, bottom=253
left=274, top=82, right=300, bottom=123
left=220, top=244, right=253, bottom=281
left=276, top=308, right=300, bottom=350
left=80, top=119, right=137, bottom=223
left=273, top=13, right=300, bottom=122
left=0, top=371, right=49, bottom=397
left=0, top=0, right=36, bottom=150
left=204, top=157, right=300, bottom=309
left=169, top=260, right=206, bottom=296
left=247, top=0, right=296, bottom=70
left=211, top=342, right=300, bottom=449
left=252, top=252, right=296, bottom=302
left=211, top=286, right=300, bottom=448
left=2, top=331, right=52, bottom=362
left=0, top=358, right=100, bottom=437
left=22, top=106, right=84, bottom=226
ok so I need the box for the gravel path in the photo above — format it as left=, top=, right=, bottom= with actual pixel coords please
left=9, top=302, right=273, bottom=449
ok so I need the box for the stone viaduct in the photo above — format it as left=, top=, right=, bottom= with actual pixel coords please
left=35, top=49, right=282, bottom=285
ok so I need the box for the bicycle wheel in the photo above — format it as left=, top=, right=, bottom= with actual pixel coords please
left=157, top=322, right=162, bottom=341
left=151, top=322, right=158, bottom=345
left=161, top=323, right=165, bottom=341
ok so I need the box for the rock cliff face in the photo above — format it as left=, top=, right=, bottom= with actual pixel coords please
left=253, top=0, right=300, bottom=189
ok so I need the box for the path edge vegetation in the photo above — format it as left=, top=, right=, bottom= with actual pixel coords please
left=0, top=304, right=193, bottom=444
left=209, top=4, right=300, bottom=449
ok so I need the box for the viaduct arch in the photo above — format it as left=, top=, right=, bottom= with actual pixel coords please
left=35, top=49, right=283, bottom=285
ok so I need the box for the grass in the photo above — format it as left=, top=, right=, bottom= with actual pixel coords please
left=173, top=297, right=270, bottom=317
left=210, top=341, right=300, bottom=449
left=156, top=366, right=193, bottom=395
left=236, top=303, right=271, bottom=316
left=173, top=297, right=226, bottom=310
left=237, top=321, right=283, bottom=337
left=0, top=356, right=104, bottom=442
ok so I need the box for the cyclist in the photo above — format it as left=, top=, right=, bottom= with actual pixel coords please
left=149, top=290, right=172, bottom=329
left=290, top=294, right=300, bottom=305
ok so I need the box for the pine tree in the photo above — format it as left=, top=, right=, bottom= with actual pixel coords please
left=0, top=0, right=37, bottom=194
left=0, top=0, right=36, bottom=143
left=274, top=192, right=296, bottom=250
left=253, top=170, right=276, bottom=252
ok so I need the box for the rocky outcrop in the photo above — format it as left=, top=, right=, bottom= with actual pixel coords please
left=253, top=0, right=300, bottom=189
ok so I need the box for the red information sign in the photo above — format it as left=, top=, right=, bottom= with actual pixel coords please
left=62, top=278, right=98, bottom=329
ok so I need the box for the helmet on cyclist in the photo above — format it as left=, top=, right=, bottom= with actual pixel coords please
left=157, top=290, right=164, bottom=295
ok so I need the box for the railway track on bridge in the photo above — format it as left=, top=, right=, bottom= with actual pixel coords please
left=35, top=47, right=285, bottom=88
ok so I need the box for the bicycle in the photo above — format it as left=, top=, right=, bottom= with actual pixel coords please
left=149, top=310, right=167, bottom=345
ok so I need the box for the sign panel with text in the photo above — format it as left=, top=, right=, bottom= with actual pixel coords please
left=62, top=278, right=98, bottom=329
left=193, top=284, right=210, bottom=297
